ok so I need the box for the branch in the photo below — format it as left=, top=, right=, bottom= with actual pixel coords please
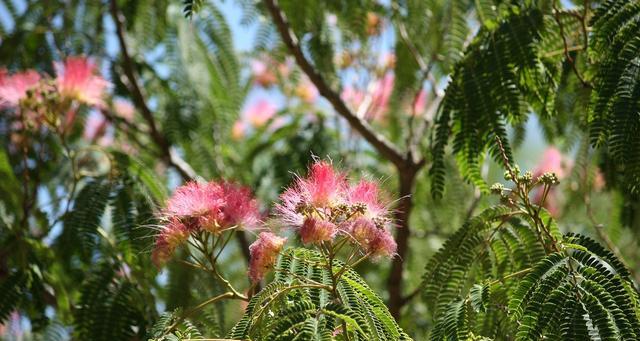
left=261, top=0, right=406, bottom=167
left=109, top=0, right=253, bottom=267
left=109, top=0, right=196, bottom=180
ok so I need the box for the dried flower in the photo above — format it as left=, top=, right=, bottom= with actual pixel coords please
left=248, top=232, right=287, bottom=282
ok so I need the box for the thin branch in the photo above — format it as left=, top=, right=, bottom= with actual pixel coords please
left=552, top=1, right=591, bottom=88
left=261, top=0, right=405, bottom=168
left=109, top=0, right=196, bottom=180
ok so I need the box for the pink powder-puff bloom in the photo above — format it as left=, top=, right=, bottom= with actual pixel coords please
left=533, top=147, right=567, bottom=179
left=276, top=161, right=348, bottom=228
left=412, top=89, right=427, bottom=116
left=369, top=228, right=397, bottom=257
left=296, top=161, right=347, bottom=207
left=368, top=73, right=394, bottom=120
left=347, top=218, right=396, bottom=257
left=341, top=86, right=365, bottom=110
left=231, top=120, right=247, bottom=140
left=152, top=218, right=190, bottom=266
left=347, top=180, right=390, bottom=220
left=244, top=99, right=277, bottom=128
left=164, top=181, right=260, bottom=233
left=0, top=70, right=41, bottom=107
left=295, top=79, right=318, bottom=103
left=248, top=232, right=287, bottom=282
left=251, top=59, right=277, bottom=87
left=531, top=147, right=572, bottom=217
left=218, top=182, right=261, bottom=230
left=300, top=217, right=337, bottom=244
left=55, top=56, right=109, bottom=107
left=114, top=99, right=135, bottom=122
left=165, top=181, right=225, bottom=231
left=83, top=111, right=109, bottom=142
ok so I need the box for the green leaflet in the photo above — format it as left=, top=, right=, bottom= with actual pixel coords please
left=229, top=247, right=412, bottom=340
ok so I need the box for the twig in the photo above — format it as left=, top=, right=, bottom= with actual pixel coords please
left=109, top=0, right=197, bottom=180
left=552, top=1, right=591, bottom=88
left=261, top=0, right=405, bottom=168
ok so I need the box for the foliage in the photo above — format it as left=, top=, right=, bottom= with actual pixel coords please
left=422, top=154, right=640, bottom=340
left=230, top=248, right=412, bottom=340
left=1, top=0, right=640, bottom=340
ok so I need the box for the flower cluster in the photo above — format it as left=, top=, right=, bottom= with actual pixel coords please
left=152, top=181, right=260, bottom=266
left=0, top=56, right=108, bottom=112
left=1, top=56, right=110, bottom=146
left=248, top=232, right=287, bottom=283
left=276, top=161, right=397, bottom=257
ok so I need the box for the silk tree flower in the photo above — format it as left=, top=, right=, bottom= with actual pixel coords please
left=299, top=217, right=337, bottom=244
left=55, top=56, right=109, bottom=107
left=276, top=161, right=348, bottom=227
left=276, top=161, right=397, bottom=256
left=295, top=78, right=318, bottom=103
left=532, top=147, right=572, bottom=217
left=251, top=59, right=278, bottom=87
left=412, top=89, right=427, bottom=116
left=218, top=181, right=261, bottom=229
left=248, top=232, right=287, bottom=282
left=0, top=70, right=41, bottom=108
left=244, top=99, right=277, bottom=128
left=341, top=86, right=365, bottom=110
left=113, top=99, right=135, bottom=122
left=163, top=181, right=260, bottom=233
left=152, top=218, right=190, bottom=266
left=231, top=120, right=247, bottom=140
left=83, top=111, right=109, bottom=142
left=368, top=73, right=394, bottom=121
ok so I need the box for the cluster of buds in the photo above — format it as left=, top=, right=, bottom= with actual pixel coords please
left=276, top=161, right=397, bottom=259
left=152, top=181, right=261, bottom=266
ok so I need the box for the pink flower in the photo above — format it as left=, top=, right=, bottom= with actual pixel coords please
left=218, top=182, right=261, bottom=230
left=165, top=181, right=225, bottom=231
left=83, top=111, right=109, bottom=142
left=248, top=232, right=287, bottom=282
left=412, top=89, right=427, bottom=116
left=300, top=217, right=337, bottom=244
left=244, top=99, right=277, bottom=128
left=369, top=228, right=397, bottom=257
left=251, top=59, right=277, bottom=87
left=347, top=180, right=389, bottom=220
left=531, top=147, right=572, bottom=217
left=55, top=56, right=109, bottom=107
left=533, top=147, right=566, bottom=179
left=368, top=73, right=394, bottom=120
left=113, top=99, right=135, bottom=122
left=341, top=86, right=365, bottom=110
left=347, top=217, right=396, bottom=257
left=163, top=180, right=259, bottom=233
left=231, top=120, right=247, bottom=140
left=295, top=79, right=318, bottom=103
left=276, top=161, right=348, bottom=229
left=0, top=70, right=41, bottom=107
left=152, top=218, right=190, bottom=267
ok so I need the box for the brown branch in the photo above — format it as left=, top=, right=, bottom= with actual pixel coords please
left=261, top=0, right=405, bottom=168
left=109, top=0, right=196, bottom=181
left=109, top=0, right=252, bottom=267
left=552, top=1, right=591, bottom=88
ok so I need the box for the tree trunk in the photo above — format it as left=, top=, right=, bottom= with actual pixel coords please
left=387, top=164, right=417, bottom=319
